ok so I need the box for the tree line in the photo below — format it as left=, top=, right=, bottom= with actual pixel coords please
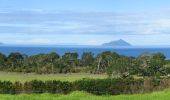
left=0, top=51, right=170, bottom=77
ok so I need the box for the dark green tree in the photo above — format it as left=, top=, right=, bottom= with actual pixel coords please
left=107, top=56, right=133, bottom=78
left=94, top=51, right=120, bottom=73
left=0, top=53, right=6, bottom=69
left=81, top=52, right=94, bottom=66
left=7, top=52, right=24, bottom=71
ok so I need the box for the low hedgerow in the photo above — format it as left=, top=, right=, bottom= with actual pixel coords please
left=0, top=78, right=169, bottom=95
left=74, top=78, right=143, bottom=95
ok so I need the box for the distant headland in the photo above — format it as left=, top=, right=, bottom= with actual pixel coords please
left=102, top=39, right=131, bottom=47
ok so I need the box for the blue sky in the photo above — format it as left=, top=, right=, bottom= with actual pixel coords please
left=0, top=0, right=170, bottom=45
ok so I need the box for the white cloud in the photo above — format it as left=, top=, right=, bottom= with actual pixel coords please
left=0, top=9, right=170, bottom=45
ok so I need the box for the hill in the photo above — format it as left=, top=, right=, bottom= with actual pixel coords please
left=102, top=39, right=131, bottom=47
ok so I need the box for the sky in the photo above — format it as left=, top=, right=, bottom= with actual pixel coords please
left=0, top=0, right=170, bottom=45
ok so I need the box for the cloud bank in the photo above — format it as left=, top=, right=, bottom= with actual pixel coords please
left=0, top=9, right=170, bottom=45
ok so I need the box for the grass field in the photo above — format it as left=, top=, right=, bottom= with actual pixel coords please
left=0, top=72, right=107, bottom=82
left=0, top=89, right=169, bottom=100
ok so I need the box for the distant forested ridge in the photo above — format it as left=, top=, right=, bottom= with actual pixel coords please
left=0, top=51, right=169, bottom=78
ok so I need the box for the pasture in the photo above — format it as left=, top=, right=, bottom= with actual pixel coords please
left=0, top=72, right=107, bottom=82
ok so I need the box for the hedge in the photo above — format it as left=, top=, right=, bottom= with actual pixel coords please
left=0, top=78, right=169, bottom=95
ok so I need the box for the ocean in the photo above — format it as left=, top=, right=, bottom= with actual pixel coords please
left=0, top=45, right=170, bottom=59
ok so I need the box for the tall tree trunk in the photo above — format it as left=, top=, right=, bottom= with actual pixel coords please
left=97, top=57, right=102, bottom=73
left=51, top=59, right=54, bottom=73
left=51, top=63, right=53, bottom=73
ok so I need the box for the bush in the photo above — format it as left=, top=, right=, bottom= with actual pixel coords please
left=74, top=78, right=143, bottom=95
left=0, top=81, right=14, bottom=94
left=12, top=81, right=23, bottom=94
left=45, top=80, right=59, bottom=93
left=31, top=80, right=46, bottom=93
left=60, top=81, right=73, bottom=94
left=23, top=81, right=32, bottom=93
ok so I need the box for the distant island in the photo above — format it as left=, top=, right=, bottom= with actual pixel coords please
left=102, top=39, right=131, bottom=47
left=0, top=42, right=3, bottom=45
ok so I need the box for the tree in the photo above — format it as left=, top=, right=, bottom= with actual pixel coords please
left=107, top=56, right=132, bottom=78
left=81, top=52, right=94, bottom=66
left=62, top=52, right=78, bottom=60
left=94, top=51, right=120, bottom=73
left=149, top=53, right=166, bottom=76
left=46, top=52, right=60, bottom=73
left=136, top=52, right=166, bottom=77
left=0, top=53, right=6, bottom=68
left=7, top=52, right=24, bottom=71
left=54, top=59, right=66, bottom=73
left=62, top=52, right=79, bottom=73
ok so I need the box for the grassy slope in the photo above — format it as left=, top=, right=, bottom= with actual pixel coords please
left=0, top=90, right=170, bottom=100
left=0, top=72, right=107, bottom=82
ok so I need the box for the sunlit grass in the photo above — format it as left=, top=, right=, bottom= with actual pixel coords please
left=0, top=72, right=107, bottom=82
left=0, top=89, right=170, bottom=100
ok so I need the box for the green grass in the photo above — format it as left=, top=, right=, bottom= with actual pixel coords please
left=0, top=89, right=170, bottom=100
left=0, top=72, right=107, bottom=82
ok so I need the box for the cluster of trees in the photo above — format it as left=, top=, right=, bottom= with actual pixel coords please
left=0, top=51, right=169, bottom=77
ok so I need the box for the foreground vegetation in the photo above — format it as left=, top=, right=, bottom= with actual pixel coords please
left=0, top=90, right=170, bottom=100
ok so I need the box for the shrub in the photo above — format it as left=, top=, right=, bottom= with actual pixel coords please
left=60, top=81, right=73, bottom=94
left=23, top=81, right=32, bottom=93
left=45, top=80, right=62, bottom=93
left=74, top=78, right=143, bottom=95
left=30, top=80, right=46, bottom=93
left=0, top=81, right=14, bottom=94
left=12, top=81, right=23, bottom=94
